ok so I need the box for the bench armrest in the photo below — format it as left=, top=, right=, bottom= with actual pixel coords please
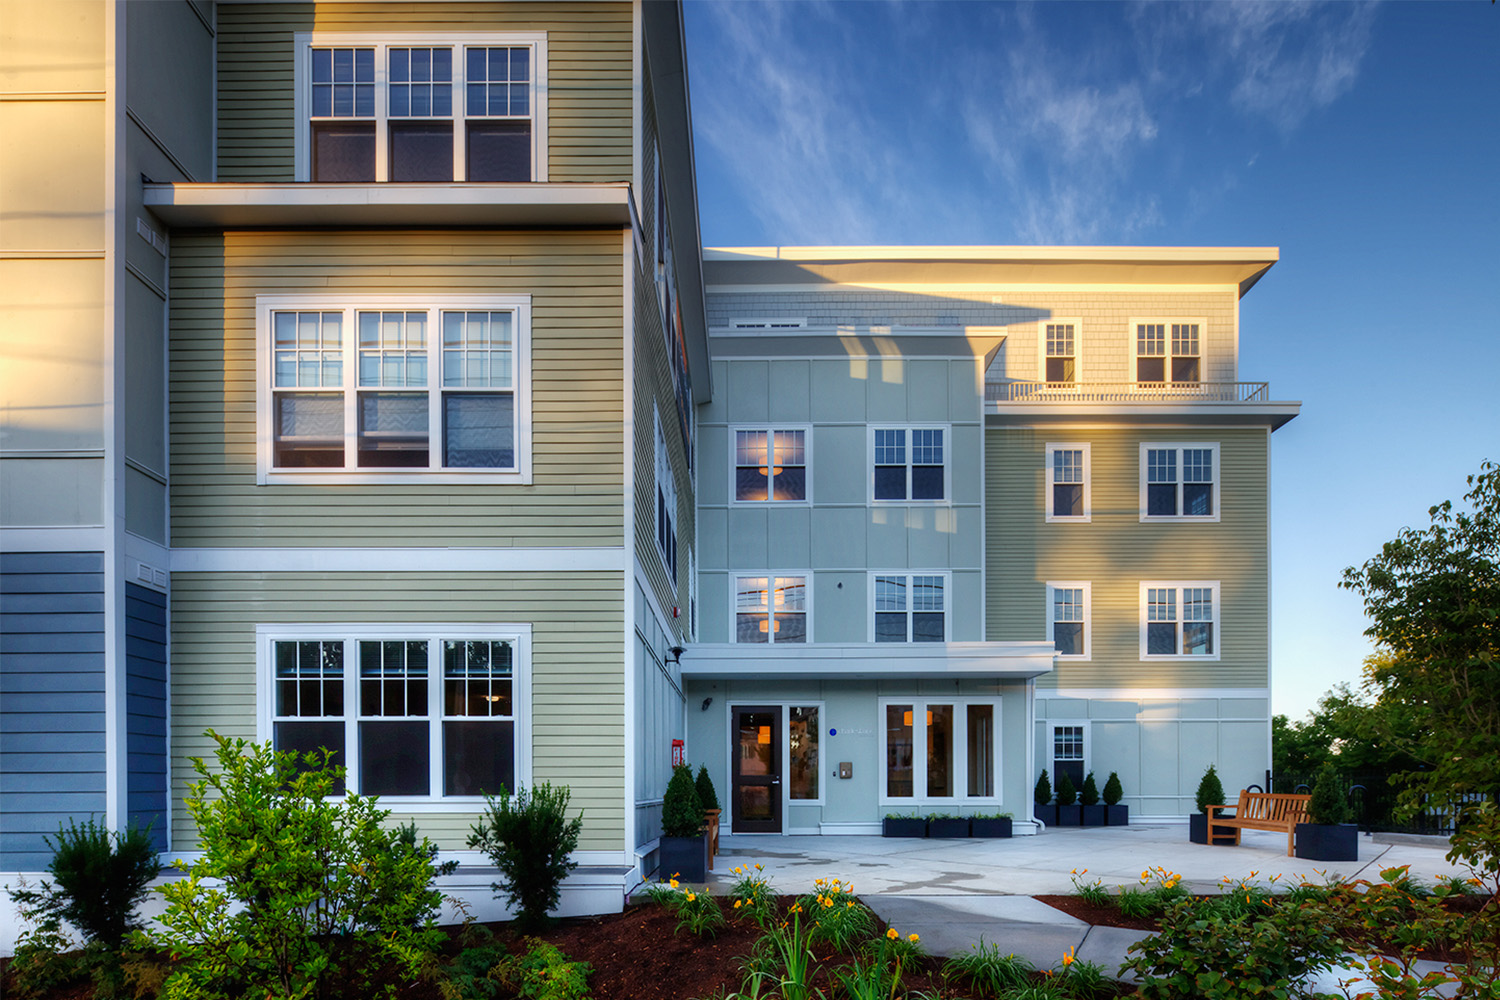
left=1206, top=805, right=1235, bottom=821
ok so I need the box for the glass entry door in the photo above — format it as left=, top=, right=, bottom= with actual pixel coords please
left=732, top=705, right=781, bottom=833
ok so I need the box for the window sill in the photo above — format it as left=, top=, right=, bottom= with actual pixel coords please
left=1045, top=514, right=1092, bottom=524
left=1138, top=514, right=1220, bottom=524
left=260, top=469, right=531, bottom=486
left=870, top=498, right=952, bottom=507
left=1139, top=654, right=1221, bottom=662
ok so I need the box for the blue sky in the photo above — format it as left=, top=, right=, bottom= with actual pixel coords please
left=682, top=1, right=1500, bottom=721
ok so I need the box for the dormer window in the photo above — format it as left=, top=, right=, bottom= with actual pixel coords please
left=296, top=33, right=547, bottom=183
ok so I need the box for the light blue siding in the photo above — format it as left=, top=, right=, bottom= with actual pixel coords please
left=0, top=552, right=108, bottom=870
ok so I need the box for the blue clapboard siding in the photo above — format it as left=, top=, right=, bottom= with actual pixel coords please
left=125, top=583, right=168, bottom=849
left=0, top=552, right=108, bottom=870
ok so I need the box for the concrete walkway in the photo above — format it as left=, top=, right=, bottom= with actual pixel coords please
left=703, top=823, right=1468, bottom=988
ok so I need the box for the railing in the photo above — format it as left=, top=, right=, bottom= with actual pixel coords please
left=987, top=381, right=1271, bottom=403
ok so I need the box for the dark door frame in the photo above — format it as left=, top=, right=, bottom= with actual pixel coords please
left=731, top=704, right=782, bottom=833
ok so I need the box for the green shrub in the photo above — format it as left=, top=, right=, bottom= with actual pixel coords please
left=1080, top=771, right=1099, bottom=807
left=1056, top=772, right=1078, bottom=807
left=1102, top=771, right=1123, bottom=806
left=1307, top=762, right=1351, bottom=825
left=944, top=939, right=1034, bottom=994
left=695, top=765, right=721, bottom=812
left=1034, top=769, right=1052, bottom=806
left=493, top=939, right=592, bottom=1000
left=7, top=817, right=161, bottom=997
left=1194, top=765, right=1225, bottom=815
left=143, top=730, right=448, bottom=1000
left=1121, top=895, right=1343, bottom=999
left=662, top=763, right=704, bottom=837
left=468, top=782, right=584, bottom=933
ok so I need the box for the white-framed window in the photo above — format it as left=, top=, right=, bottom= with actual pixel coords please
left=870, top=426, right=948, bottom=503
left=1140, top=442, right=1219, bottom=521
left=1046, top=443, right=1090, bottom=521
left=1140, top=581, right=1220, bottom=660
left=256, top=623, right=531, bottom=806
left=293, top=32, right=548, bottom=183
left=1048, top=720, right=1089, bottom=792
left=1038, top=320, right=1081, bottom=385
left=1133, top=319, right=1203, bottom=386
left=871, top=572, right=948, bottom=643
left=880, top=697, right=1002, bottom=803
left=654, top=408, right=678, bottom=588
left=255, top=295, right=532, bottom=485
left=733, top=575, right=808, bottom=643
left=1047, top=582, right=1091, bottom=660
left=732, top=427, right=809, bottom=503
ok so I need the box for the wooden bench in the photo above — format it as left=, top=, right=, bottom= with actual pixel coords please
left=1207, top=791, right=1312, bottom=857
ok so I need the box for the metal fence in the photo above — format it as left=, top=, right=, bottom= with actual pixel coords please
left=1270, top=771, right=1482, bottom=835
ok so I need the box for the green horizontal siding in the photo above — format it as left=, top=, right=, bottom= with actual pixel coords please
left=216, top=2, right=633, bottom=182
left=168, top=229, right=625, bottom=548
left=168, top=571, right=624, bottom=850
left=987, top=426, right=1269, bottom=689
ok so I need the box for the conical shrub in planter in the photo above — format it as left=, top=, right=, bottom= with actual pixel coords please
left=659, top=764, right=707, bottom=880
left=1296, top=763, right=1357, bottom=861
left=1189, top=765, right=1232, bottom=844
left=1055, top=772, right=1080, bottom=826
left=1033, top=769, right=1057, bottom=826
left=695, top=765, right=722, bottom=863
left=1080, top=771, right=1105, bottom=826
left=1102, top=771, right=1128, bottom=826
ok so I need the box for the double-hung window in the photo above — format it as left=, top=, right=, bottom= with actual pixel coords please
left=1135, top=321, right=1202, bottom=386
left=1141, top=443, right=1218, bottom=520
left=872, top=426, right=947, bottom=502
left=1041, top=321, right=1080, bottom=385
left=873, top=573, right=947, bottom=642
left=655, top=409, right=678, bottom=586
left=262, top=624, right=530, bottom=801
left=297, top=33, right=547, bottom=183
left=1140, top=582, right=1219, bottom=659
left=258, top=295, right=531, bottom=484
left=1047, top=582, right=1091, bottom=659
left=881, top=698, right=1000, bottom=802
left=1046, top=443, right=1090, bottom=521
left=733, top=428, right=808, bottom=502
left=734, top=576, right=808, bottom=643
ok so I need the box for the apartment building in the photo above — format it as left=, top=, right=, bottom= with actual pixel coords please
left=1, top=0, right=1299, bottom=935
left=685, top=247, right=1298, bottom=831
left=1, top=0, right=705, bottom=919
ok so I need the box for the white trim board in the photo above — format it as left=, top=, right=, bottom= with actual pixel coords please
left=170, top=546, right=626, bottom=574
left=1035, top=688, right=1269, bottom=700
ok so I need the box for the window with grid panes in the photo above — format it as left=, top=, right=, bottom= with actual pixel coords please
left=1049, top=584, right=1089, bottom=658
left=301, top=35, right=543, bottom=183
left=1047, top=444, right=1089, bottom=519
left=734, top=576, right=807, bottom=643
left=269, top=631, right=522, bottom=799
left=734, top=429, right=807, bottom=502
left=1142, top=444, right=1217, bottom=519
left=1142, top=583, right=1218, bottom=658
left=263, top=297, right=527, bottom=479
left=1136, top=322, right=1201, bottom=385
left=874, top=574, right=946, bottom=642
left=873, top=427, right=945, bottom=501
left=1045, top=323, right=1076, bottom=384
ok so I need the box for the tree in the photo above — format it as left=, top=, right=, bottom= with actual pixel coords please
left=1341, top=460, right=1500, bottom=819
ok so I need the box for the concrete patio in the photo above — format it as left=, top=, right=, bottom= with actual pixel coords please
left=701, top=822, right=1470, bottom=987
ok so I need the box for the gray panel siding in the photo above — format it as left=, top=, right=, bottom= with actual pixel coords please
left=0, top=552, right=108, bottom=870
left=125, top=584, right=169, bottom=849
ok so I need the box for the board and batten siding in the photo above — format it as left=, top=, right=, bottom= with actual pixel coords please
left=168, top=571, right=624, bottom=851
left=168, top=229, right=624, bottom=548
left=0, top=552, right=107, bottom=870
left=986, top=426, right=1270, bottom=689
left=216, top=2, right=633, bottom=183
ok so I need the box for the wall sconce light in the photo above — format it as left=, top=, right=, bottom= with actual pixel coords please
left=666, top=645, right=685, bottom=666
left=701, top=696, right=713, bottom=711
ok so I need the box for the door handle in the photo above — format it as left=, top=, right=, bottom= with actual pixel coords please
left=770, top=779, right=781, bottom=785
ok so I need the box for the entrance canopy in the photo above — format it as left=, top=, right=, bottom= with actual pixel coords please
left=680, top=641, right=1055, bottom=681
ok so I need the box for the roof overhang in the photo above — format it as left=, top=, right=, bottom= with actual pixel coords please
left=142, top=182, right=633, bottom=228
left=987, top=401, right=1302, bottom=430
left=680, top=642, right=1056, bottom=682
left=705, top=245, right=1279, bottom=298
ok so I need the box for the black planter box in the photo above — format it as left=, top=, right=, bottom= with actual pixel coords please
left=1054, top=806, right=1081, bottom=827
left=1105, top=804, right=1129, bottom=826
left=1188, top=813, right=1236, bottom=845
left=883, top=816, right=926, bottom=838
left=1295, top=823, right=1359, bottom=862
left=1080, top=805, right=1106, bottom=826
left=1033, top=804, right=1058, bottom=826
left=927, top=817, right=970, bottom=838
left=971, top=817, right=1013, bottom=838
left=659, top=833, right=709, bottom=882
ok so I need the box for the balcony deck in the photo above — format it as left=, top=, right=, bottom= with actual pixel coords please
left=985, top=381, right=1299, bottom=428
